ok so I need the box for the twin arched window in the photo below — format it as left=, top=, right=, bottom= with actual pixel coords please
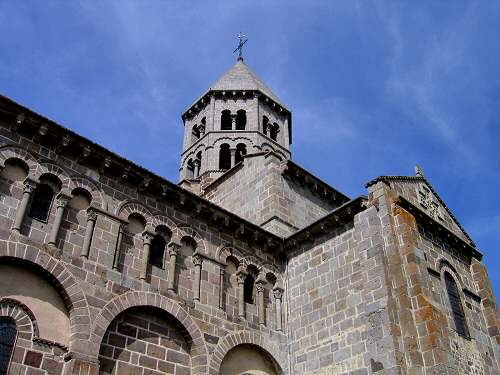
left=221, top=110, right=246, bottom=130
left=149, top=234, right=167, bottom=268
left=444, top=272, right=469, bottom=338
left=0, top=318, right=16, bottom=375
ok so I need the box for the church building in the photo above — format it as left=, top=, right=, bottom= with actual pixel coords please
left=0, top=53, right=498, bottom=375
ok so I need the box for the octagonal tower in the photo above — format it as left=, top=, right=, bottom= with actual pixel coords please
left=180, top=57, right=292, bottom=185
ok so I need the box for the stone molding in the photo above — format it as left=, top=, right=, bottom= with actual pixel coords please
left=89, top=291, right=209, bottom=374
left=208, top=330, right=287, bottom=375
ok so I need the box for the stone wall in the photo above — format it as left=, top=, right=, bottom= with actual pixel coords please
left=203, top=153, right=338, bottom=236
left=286, top=206, right=398, bottom=374
left=0, top=117, right=288, bottom=375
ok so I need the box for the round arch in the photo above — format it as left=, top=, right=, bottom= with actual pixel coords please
left=0, top=241, right=92, bottom=350
left=34, top=161, right=71, bottom=190
left=69, top=175, right=107, bottom=210
left=0, top=144, right=38, bottom=176
left=178, top=226, right=207, bottom=255
left=209, top=331, right=287, bottom=375
left=90, top=291, right=208, bottom=374
left=116, top=200, right=153, bottom=223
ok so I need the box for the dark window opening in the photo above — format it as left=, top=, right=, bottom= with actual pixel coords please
left=192, top=125, right=200, bottom=142
left=236, top=110, right=246, bottom=130
left=186, top=159, right=194, bottom=179
left=235, top=143, right=247, bottom=165
left=221, top=110, right=232, bottom=130
left=445, top=272, right=469, bottom=338
left=0, top=318, right=17, bottom=375
left=29, top=184, right=54, bottom=222
left=270, top=123, right=279, bottom=141
left=244, top=273, right=255, bottom=304
left=149, top=235, right=166, bottom=268
left=219, top=144, right=231, bottom=170
left=262, top=116, right=269, bottom=135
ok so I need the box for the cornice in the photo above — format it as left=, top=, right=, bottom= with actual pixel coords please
left=0, top=94, right=284, bottom=254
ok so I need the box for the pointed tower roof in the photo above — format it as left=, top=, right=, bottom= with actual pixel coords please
left=209, top=59, right=287, bottom=108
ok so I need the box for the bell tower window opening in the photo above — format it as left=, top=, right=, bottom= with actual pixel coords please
left=219, top=144, right=231, bottom=170
left=235, top=143, right=246, bottom=165
left=186, top=159, right=195, bottom=179
left=243, top=273, right=255, bottom=304
left=221, top=110, right=232, bottom=130
left=262, top=116, right=269, bottom=135
left=444, top=272, right=469, bottom=338
left=236, top=110, right=246, bottom=130
left=192, top=124, right=200, bottom=143
left=270, top=123, right=279, bottom=141
left=0, top=318, right=16, bottom=375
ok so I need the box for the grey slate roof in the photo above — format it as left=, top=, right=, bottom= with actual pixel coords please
left=208, top=59, right=287, bottom=108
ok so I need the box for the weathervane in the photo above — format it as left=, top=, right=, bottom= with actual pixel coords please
left=233, top=32, right=248, bottom=61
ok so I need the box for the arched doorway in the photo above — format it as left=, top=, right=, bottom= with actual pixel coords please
left=220, top=344, right=280, bottom=375
left=98, top=306, right=191, bottom=375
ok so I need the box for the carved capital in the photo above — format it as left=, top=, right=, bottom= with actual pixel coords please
left=142, top=231, right=154, bottom=244
left=167, top=241, right=181, bottom=256
left=193, top=159, right=201, bottom=167
left=236, top=271, right=246, bottom=285
left=23, top=179, right=37, bottom=194
left=86, top=208, right=98, bottom=222
left=273, top=287, right=284, bottom=300
left=255, top=281, right=265, bottom=293
left=55, top=194, right=71, bottom=208
left=192, top=254, right=203, bottom=267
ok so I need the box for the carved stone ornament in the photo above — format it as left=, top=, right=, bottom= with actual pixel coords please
left=255, top=282, right=265, bottom=293
left=86, top=208, right=98, bottom=222
left=273, top=288, right=284, bottom=300
left=23, top=179, right=37, bottom=194
left=56, top=194, right=71, bottom=208
left=192, top=254, right=203, bottom=267
left=167, top=242, right=181, bottom=256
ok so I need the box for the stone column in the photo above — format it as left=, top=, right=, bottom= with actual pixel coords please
left=230, top=114, right=236, bottom=129
left=273, top=287, right=284, bottom=331
left=167, top=241, right=181, bottom=292
left=218, top=267, right=225, bottom=309
left=112, top=224, right=125, bottom=270
left=236, top=270, right=246, bottom=318
left=48, top=193, right=70, bottom=246
left=192, top=254, right=203, bottom=301
left=193, top=159, right=201, bottom=178
left=81, top=208, right=97, bottom=258
left=140, top=232, right=153, bottom=280
left=256, top=281, right=266, bottom=326
left=230, top=148, right=237, bottom=168
left=63, top=352, right=100, bottom=375
left=12, top=179, right=37, bottom=234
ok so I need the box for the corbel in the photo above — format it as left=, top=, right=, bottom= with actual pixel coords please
left=56, top=135, right=71, bottom=154
left=33, top=123, right=48, bottom=143
left=121, top=166, right=130, bottom=180
left=78, top=145, right=92, bottom=162
left=10, top=113, right=25, bottom=132
left=99, top=156, right=112, bottom=174
left=138, top=177, right=151, bottom=192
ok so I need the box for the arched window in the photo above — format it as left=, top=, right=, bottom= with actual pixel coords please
left=219, top=144, right=231, bottom=170
left=149, top=234, right=166, bottom=268
left=444, top=272, right=469, bottom=338
left=221, top=110, right=232, bottom=130
left=262, top=116, right=269, bottom=135
left=186, top=159, right=194, bottom=179
left=235, top=143, right=246, bottom=165
left=236, top=110, right=246, bottom=130
left=270, top=123, right=279, bottom=141
left=244, top=273, right=255, bottom=304
left=192, top=124, right=200, bottom=143
left=0, top=318, right=17, bottom=375
left=29, top=184, right=55, bottom=222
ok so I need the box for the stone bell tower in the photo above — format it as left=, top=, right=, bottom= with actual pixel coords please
left=179, top=55, right=292, bottom=185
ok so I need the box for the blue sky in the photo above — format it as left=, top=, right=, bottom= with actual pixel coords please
left=1, top=1, right=499, bottom=295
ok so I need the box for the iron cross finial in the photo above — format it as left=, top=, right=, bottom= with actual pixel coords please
left=233, top=32, right=248, bottom=61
